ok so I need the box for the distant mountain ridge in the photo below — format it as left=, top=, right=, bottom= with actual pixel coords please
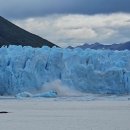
left=68, top=41, right=130, bottom=50
left=0, top=16, right=56, bottom=47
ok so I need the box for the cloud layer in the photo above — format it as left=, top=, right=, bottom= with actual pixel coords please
left=13, top=13, right=130, bottom=47
left=1, top=0, right=130, bottom=19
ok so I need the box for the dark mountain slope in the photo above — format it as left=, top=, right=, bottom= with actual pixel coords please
left=0, top=16, right=56, bottom=47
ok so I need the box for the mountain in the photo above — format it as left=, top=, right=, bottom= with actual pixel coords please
left=68, top=41, right=130, bottom=50
left=110, top=41, right=130, bottom=50
left=0, top=16, right=56, bottom=47
left=76, top=42, right=105, bottom=49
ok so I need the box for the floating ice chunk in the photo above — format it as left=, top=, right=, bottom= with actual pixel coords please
left=16, top=90, right=58, bottom=98
left=15, top=92, right=32, bottom=99
left=33, top=90, right=57, bottom=98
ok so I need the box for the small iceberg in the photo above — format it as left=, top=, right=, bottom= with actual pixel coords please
left=15, top=92, right=33, bottom=99
left=15, top=90, right=58, bottom=99
left=33, top=90, right=58, bottom=98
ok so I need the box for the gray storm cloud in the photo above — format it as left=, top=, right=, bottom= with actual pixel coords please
left=0, top=0, right=130, bottom=19
left=13, top=13, right=130, bottom=47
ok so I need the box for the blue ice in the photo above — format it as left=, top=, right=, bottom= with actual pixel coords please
left=0, top=45, right=130, bottom=95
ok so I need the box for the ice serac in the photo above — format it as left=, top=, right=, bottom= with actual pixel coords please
left=0, top=45, right=130, bottom=95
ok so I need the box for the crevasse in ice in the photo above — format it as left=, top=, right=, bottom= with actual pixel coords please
left=0, top=45, right=130, bottom=95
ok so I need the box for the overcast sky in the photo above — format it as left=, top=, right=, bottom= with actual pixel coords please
left=1, top=0, right=130, bottom=47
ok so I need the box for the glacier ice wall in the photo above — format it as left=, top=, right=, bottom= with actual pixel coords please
left=0, top=45, right=130, bottom=95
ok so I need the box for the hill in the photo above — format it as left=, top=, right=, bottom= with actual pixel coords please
left=0, top=16, right=56, bottom=47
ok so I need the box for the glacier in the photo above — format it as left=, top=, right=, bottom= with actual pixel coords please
left=0, top=45, right=130, bottom=96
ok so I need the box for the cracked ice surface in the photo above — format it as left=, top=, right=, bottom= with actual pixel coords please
left=0, top=45, right=130, bottom=95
